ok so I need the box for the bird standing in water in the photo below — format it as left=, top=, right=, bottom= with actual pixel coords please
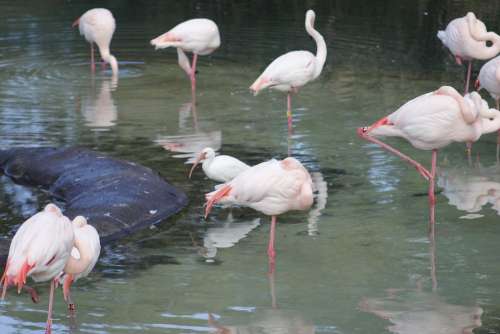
left=358, top=86, right=500, bottom=226
left=151, top=18, right=220, bottom=98
left=189, top=147, right=250, bottom=182
left=250, top=10, right=327, bottom=131
left=204, top=157, right=313, bottom=271
left=73, top=8, right=119, bottom=77
left=437, top=12, right=500, bottom=93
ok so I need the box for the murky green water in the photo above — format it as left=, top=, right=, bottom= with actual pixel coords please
left=2, top=0, right=500, bottom=333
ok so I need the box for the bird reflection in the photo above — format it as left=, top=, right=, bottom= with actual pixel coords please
left=155, top=101, right=222, bottom=164
left=307, top=171, right=328, bottom=236
left=438, top=162, right=500, bottom=216
left=81, top=78, right=118, bottom=129
left=359, top=289, right=483, bottom=334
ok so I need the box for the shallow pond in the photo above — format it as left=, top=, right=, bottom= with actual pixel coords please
left=2, top=0, right=500, bottom=333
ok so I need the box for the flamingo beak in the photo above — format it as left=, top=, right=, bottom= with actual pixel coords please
left=188, top=152, right=206, bottom=179
left=72, top=18, right=80, bottom=28
left=474, top=79, right=481, bottom=91
left=249, top=78, right=269, bottom=96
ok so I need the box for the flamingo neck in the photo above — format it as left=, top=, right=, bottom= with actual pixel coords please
left=305, top=17, right=326, bottom=79
left=99, top=48, right=119, bottom=77
left=63, top=236, right=93, bottom=275
left=467, top=13, right=500, bottom=59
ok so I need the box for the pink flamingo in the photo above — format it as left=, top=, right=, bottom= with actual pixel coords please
left=476, top=55, right=500, bottom=156
left=73, top=8, right=119, bottom=77
left=59, top=216, right=101, bottom=311
left=250, top=10, right=327, bottom=130
left=151, top=19, right=220, bottom=97
left=1, top=204, right=96, bottom=333
left=204, top=157, right=313, bottom=268
left=357, top=86, right=500, bottom=226
left=189, top=147, right=250, bottom=182
left=437, top=12, right=500, bottom=93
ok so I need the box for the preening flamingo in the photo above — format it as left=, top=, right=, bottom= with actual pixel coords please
left=59, top=216, right=101, bottom=311
left=250, top=9, right=327, bottom=130
left=1, top=204, right=94, bottom=333
left=357, top=86, right=500, bottom=225
left=437, top=12, right=500, bottom=93
left=189, top=147, right=250, bottom=182
left=151, top=19, right=220, bottom=97
left=73, top=8, right=119, bottom=77
left=204, top=157, right=313, bottom=268
left=476, top=55, right=500, bottom=156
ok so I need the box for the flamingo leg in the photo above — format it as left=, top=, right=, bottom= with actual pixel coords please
left=45, top=279, right=56, bottom=334
left=267, top=216, right=277, bottom=270
left=357, top=129, right=432, bottom=180
left=465, top=60, right=472, bottom=94
left=90, top=43, right=95, bottom=73
left=466, top=141, right=472, bottom=165
left=429, top=212, right=438, bottom=292
left=287, top=93, right=293, bottom=132
left=428, top=149, right=437, bottom=227
left=190, top=54, right=198, bottom=98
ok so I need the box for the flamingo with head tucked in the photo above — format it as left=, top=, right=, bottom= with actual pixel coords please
left=73, top=8, right=119, bottom=77
left=59, top=216, right=101, bottom=312
left=358, top=86, right=500, bottom=225
left=437, top=12, right=500, bottom=93
left=1, top=204, right=95, bottom=334
left=250, top=9, right=327, bottom=131
left=151, top=18, right=220, bottom=97
left=204, top=157, right=313, bottom=269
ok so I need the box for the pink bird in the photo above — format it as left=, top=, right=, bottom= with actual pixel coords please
left=250, top=9, right=327, bottom=130
left=204, top=157, right=313, bottom=267
left=73, top=8, right=119, bottom=77
left=59, top=216, right=101, bottom=312
left=357, top=86, right=500, bottom=224
left=1, top=204, right=96, bottom=334
left=151, top=19, right=220, bottom=97
left=437, top=12, right=500, bottom=93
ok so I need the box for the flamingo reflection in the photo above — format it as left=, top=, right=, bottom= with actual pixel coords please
left=81, top=78, right=118, bottom=129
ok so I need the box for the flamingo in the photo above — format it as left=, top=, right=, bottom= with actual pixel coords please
left=204, top=157, right=313, bottom=268
left=357, top=86, right=500, bottom=225
left=250, top=9, right=327, bottom=131
left=73, top=8, right=119, bottom=77
left=476, top=55, right=500, bottom=156
left=437, top=12, right=500, bottom=93
left=188, top=147, right=250, bottom=182
left=1, top=204, right=94, bottom=333
left=59, top=216, right=101, bottom=311
left=150, top=19, right=220, bottom=97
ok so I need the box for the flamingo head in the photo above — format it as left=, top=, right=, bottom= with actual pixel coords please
left=72, top=216, right=88, bottom=228
left=250, top=77, right=272, bottom=95
left=474, top=79, right=482, bottom=91
left=358, top=116, right=393, bottom=137
left=306, top=10, right=316, bottom=28
left=188, top=147, right=215, bottom=179
left=44, top=203, right=62, bottom=217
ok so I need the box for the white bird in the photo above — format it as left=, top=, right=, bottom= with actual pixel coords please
left=250, top=9, right=327, bottom=130
left=476, top=55, right=500, bottom=109
left=1, top=204, right=94, bottom=334
left=59, top=216, right=101, bottom=311
left=151, top=18, right=221, bottom=96
left=73, top=8, right=119, bottom=77
left=188, top=147, right=250, bottom=182
left=437, top=12, right=500, bottom=93
left=204, top=157, right=314, bottom=266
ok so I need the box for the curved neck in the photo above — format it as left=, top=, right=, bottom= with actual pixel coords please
left=305, top=18, right=327, bottom=79
left=467, top=13, right=500, bottom=59
left=100, top=48, right=119, bottom=77
left=64, top=236, right=93, bottom=275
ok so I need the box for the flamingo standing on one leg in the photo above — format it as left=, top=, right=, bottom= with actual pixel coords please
left=204, top=157, right=314, bottom=271
left=188, top=147, right=250, bottom=182
left=150, top=19, right=220, bottom=98
left=250, top=9, right=327, bottom=131
left=58, top=216, right=101, bottom=312
left=437, top=12, right=500, bottom=94
left=476, top=55, right=500, bottom=158
left=357, top=86, right=500, bottom=227
left=73, top=8, right=119, bottom=77
left=1, top=204, right=94, bottom=333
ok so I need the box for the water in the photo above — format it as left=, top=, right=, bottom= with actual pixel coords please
left=2, top=0, right=500, bottom=333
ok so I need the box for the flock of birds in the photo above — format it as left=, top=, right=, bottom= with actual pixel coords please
left=2, top=6, right=500, bottom=333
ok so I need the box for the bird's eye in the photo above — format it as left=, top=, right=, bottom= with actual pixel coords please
left=362, top=126, right=368, bottom=132
left=490, top=118, right=494, bottom=121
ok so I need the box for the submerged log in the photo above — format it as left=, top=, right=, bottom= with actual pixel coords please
left=0, top=147, right=188, bottom=263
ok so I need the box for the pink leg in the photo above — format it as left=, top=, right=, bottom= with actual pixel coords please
left=428, top=149, right=437, bottom=228
left=357, top=129, right=432, bottom=180
left=190, top=54, right=198, bottom=98
left=90, top=43, right=96, bottom=73
left=465, top=60, right=472, bottom=94
left=428, top=214, right=437, bottom=292
left=45, top=279, right=56, bottom=334
left=23, top=285, right=39, bottom=303
left=267, top=216, right=277, bottom=271
left=455, top=55, right=462, bottom=65
left=101, top=61, right=107, bottom=71
left=287, top=93, right=292, bottom=132
left=466, top=141, right=472, bottom=165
